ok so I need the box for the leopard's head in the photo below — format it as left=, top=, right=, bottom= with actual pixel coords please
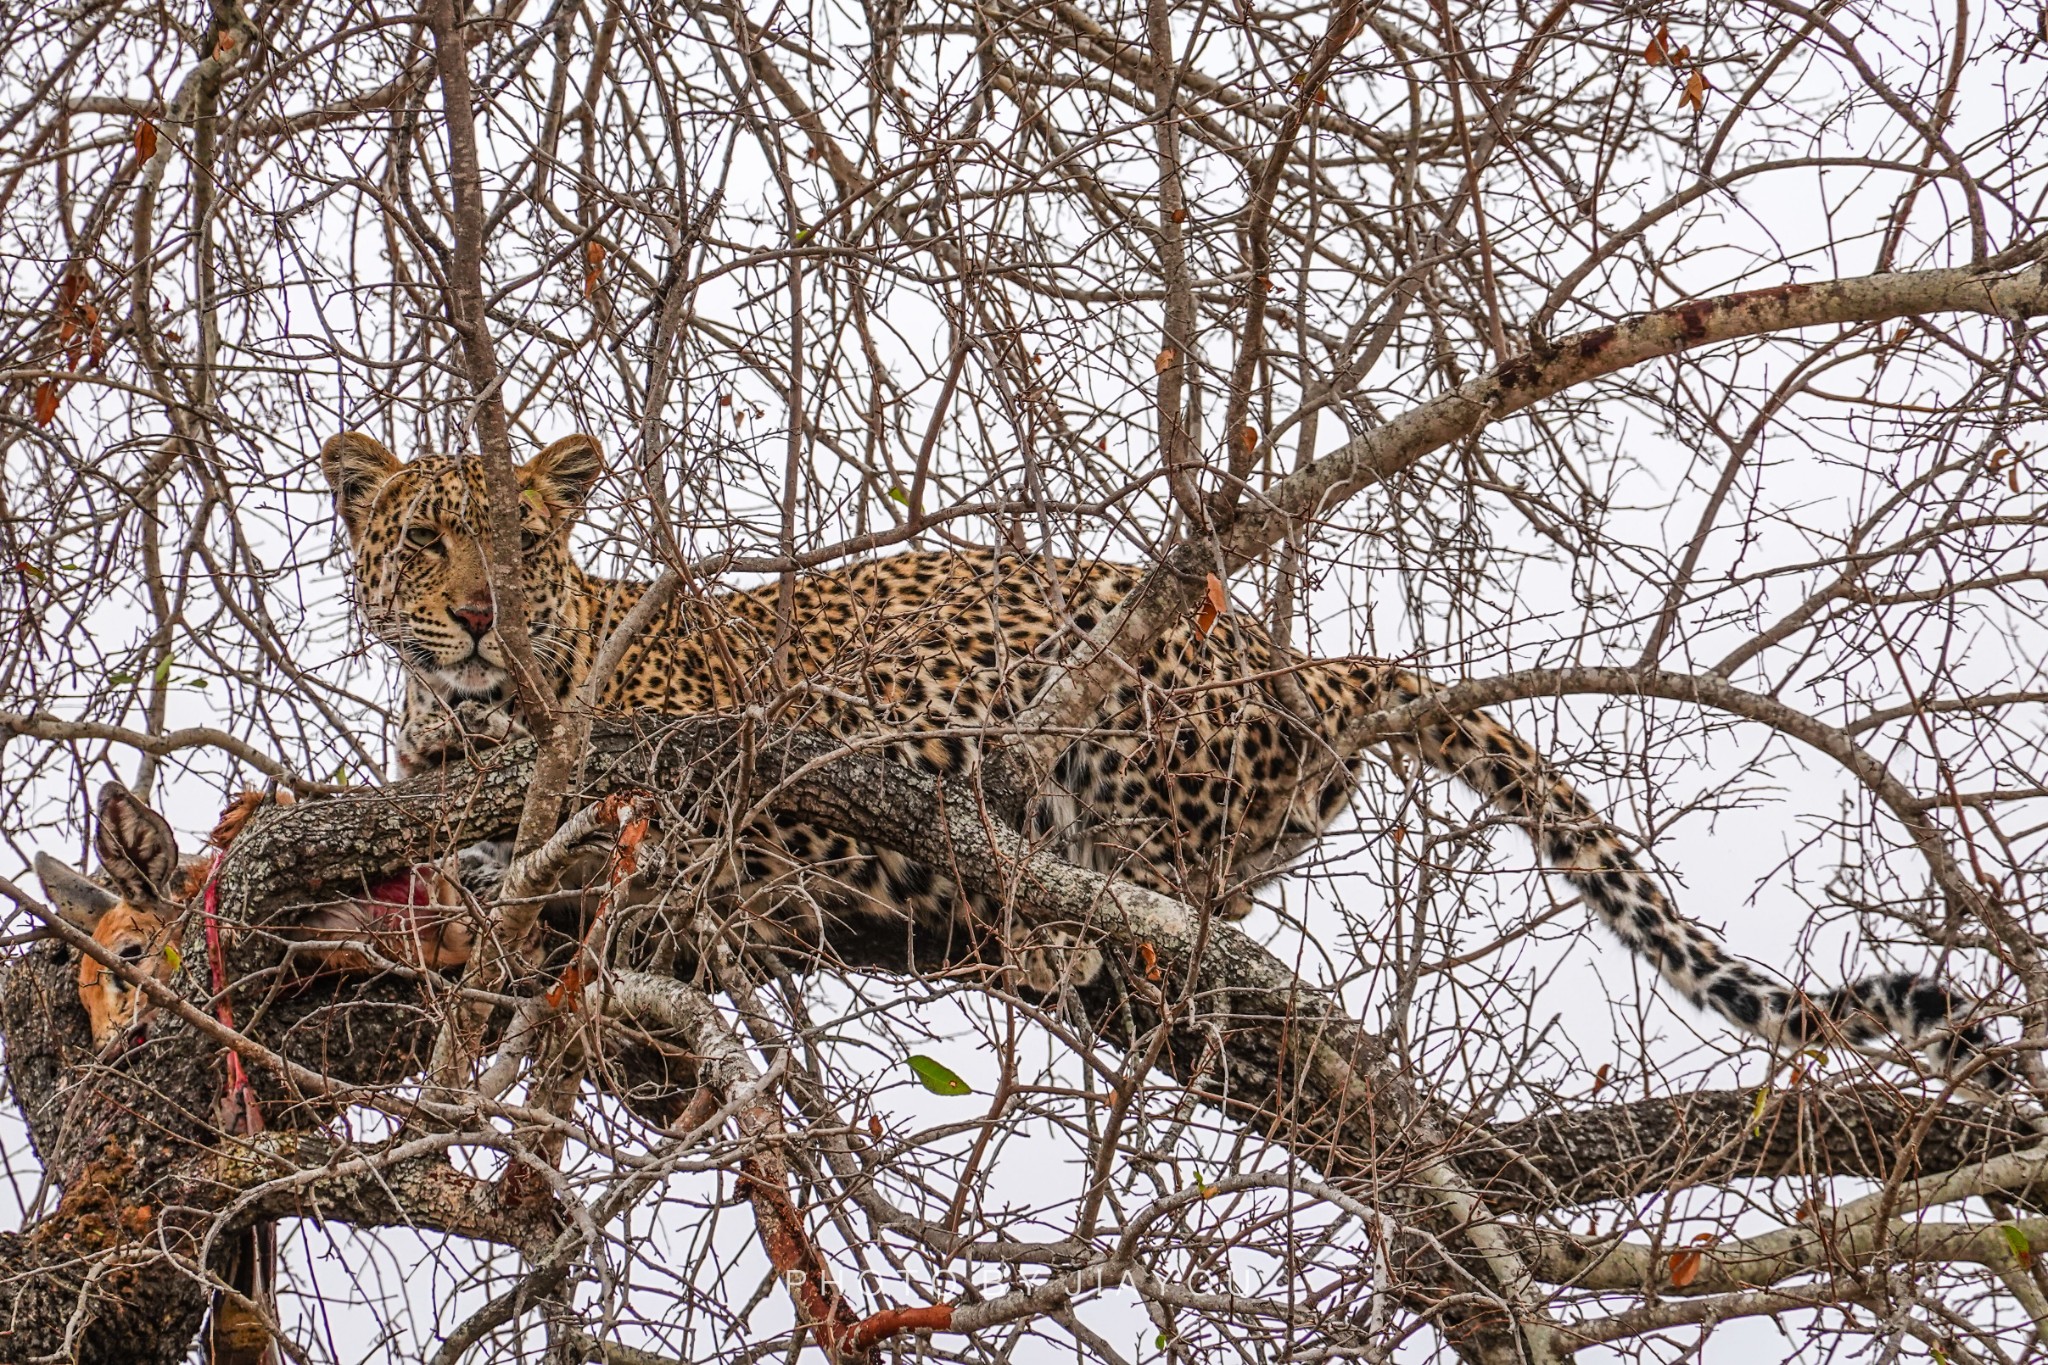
left=320, top=432, right=603, bottom=707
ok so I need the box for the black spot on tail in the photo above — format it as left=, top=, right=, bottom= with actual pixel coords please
left=1930, top=1023, right=2016, bottom=1090
left=1780, top=998, right=1821, bottom=1043
left=1546, top=830, right=1585, bottom=864
left=1909, top=980, right=1954, bottom=1030
left=1708, top=976, right=1765, bottom=1027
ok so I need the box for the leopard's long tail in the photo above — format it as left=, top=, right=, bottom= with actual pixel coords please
left=1339, top=663, right=2002, bottom=1083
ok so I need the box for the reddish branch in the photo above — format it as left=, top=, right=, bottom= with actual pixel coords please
left=739, top=1159, right=864, bottom=1351
left=601, top=972, right=869, bottom=1351
left=842, top=1303, right=957, bottom=1353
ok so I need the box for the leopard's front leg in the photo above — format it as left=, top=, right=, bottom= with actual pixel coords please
left=396, top=684, right=523, bottom=777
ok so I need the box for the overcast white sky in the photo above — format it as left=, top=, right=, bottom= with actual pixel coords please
left=3, top=0, right=2047, bottom=1358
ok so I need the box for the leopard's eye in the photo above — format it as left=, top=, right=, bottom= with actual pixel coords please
left=405, top=526, right=443, bottom=552
left=519, top=527, right=543, bottom=554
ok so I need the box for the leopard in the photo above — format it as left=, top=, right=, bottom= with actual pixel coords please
left=320, top=428, right=1999, bottom=1078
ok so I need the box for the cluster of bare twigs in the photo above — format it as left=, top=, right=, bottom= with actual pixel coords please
left=0, top=0, right=2046, bottom=1360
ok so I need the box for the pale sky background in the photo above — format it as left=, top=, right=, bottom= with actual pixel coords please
left=2, top=0, right=2046, bottom=1359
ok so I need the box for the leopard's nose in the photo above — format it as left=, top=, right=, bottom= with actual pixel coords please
left=449, top=602, right=495, bottom=639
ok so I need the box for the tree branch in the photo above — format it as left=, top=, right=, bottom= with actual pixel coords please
left=1009, top=254, right=2048, bottom=748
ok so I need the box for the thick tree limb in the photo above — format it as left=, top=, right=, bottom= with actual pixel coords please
left=1472, top=1085, right=2040, bottom=1212
left=1233, top=256, right=2048, bottom=557
left=207, top=716, right=2044, bottom=1200
left=0, top=925, right=558, bottom=1364
left=10, top=708, right=2040, bottom=1360
left=1532, top=1140, right=2048, bottom=1300
left=209, top=1130, right=562, bottom=1251
left=1009, top=253, right=2048, bottom=751
left=218, top=716, right=1452, bottom=1165
left=201, top=717, right=2045, bottom=1345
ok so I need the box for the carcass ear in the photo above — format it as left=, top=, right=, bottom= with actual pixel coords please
left=320, top=431, right=402, bottom=538
left=519, top=434, right=603, bottom=520
left=35, top=853, right=118, bottom=933
left=94, top=783, right=179, bottom=902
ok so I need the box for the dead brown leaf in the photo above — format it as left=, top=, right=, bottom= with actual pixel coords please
left=1667, top=1233, right=1716, bottom=1287
left=1195, top=572, right=1226, bottom=637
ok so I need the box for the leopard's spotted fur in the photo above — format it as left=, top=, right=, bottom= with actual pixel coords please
left=322, top=430, right=1994, bottom=1072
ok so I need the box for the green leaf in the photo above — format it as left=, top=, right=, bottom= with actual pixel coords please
left=1748, top=1083, right=1770, bottom=1134
left=888, top=486, right=909, bottom=505
left=162, top=944, right=182, bottom=970
left=332, top=763, right=350, bottom=788
left=187, top=677, right=209, bottom=688
left=906, top=1054, right=971, bottom=1096
left=2000, top=1223, right=2032, bottom=1265
left=1155, top=1333, right=1168, bottom=1350
left=108, top=672, right=135, bottom=685
left=152, top=654, right=173, bottom=686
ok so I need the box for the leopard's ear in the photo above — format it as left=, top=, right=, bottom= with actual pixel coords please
left=94, top=783, right=179, bottom=904
left=320, top=432, right=402, bottom=539
left=520, top=434, right=603, bottom=520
